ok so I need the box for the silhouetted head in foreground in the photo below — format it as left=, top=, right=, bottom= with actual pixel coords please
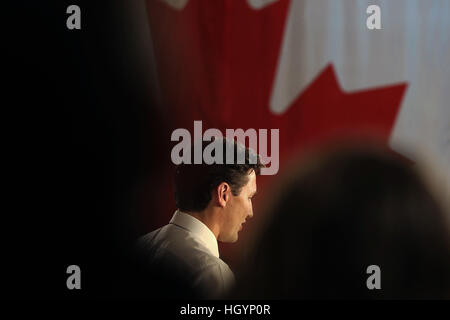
left=235, top=143, right=450, bottom=299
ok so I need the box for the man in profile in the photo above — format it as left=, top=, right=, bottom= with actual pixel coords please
left=136, top=138, right=263, bottom=299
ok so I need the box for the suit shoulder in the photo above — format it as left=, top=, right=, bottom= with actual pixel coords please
left=136, top=226, right=165, bottom=249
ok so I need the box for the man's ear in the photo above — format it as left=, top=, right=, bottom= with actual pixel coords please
left=214, top=182, right=231, bottom=208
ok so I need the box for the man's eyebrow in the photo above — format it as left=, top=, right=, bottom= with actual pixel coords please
left=251, top=191, right=257, bottom=197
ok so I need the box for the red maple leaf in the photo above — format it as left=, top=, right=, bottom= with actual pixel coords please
left=144, top=0, right=408, bottom=263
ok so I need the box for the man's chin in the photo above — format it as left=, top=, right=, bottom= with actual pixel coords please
left=219, top=234, right=239, bottom=243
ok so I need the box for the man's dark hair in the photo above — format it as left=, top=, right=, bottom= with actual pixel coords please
left=174, top=138, right=264, bottom=212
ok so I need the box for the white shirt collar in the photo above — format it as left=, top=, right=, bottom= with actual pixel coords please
left=169, top=210, right=220, bottom=258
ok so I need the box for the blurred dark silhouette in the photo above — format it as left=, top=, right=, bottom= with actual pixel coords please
left=233, top=142, right=450, bottom=299
left=4, top=1, right=169, bottom=297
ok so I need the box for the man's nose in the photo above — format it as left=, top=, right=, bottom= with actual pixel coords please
left=248, top=207, right=254, bottom=219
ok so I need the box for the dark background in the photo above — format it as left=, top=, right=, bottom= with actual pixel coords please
left=4, top=1, right=167, bottom=298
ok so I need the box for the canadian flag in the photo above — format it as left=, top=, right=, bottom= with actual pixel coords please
left=144, top=0, right=450, bottom=259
